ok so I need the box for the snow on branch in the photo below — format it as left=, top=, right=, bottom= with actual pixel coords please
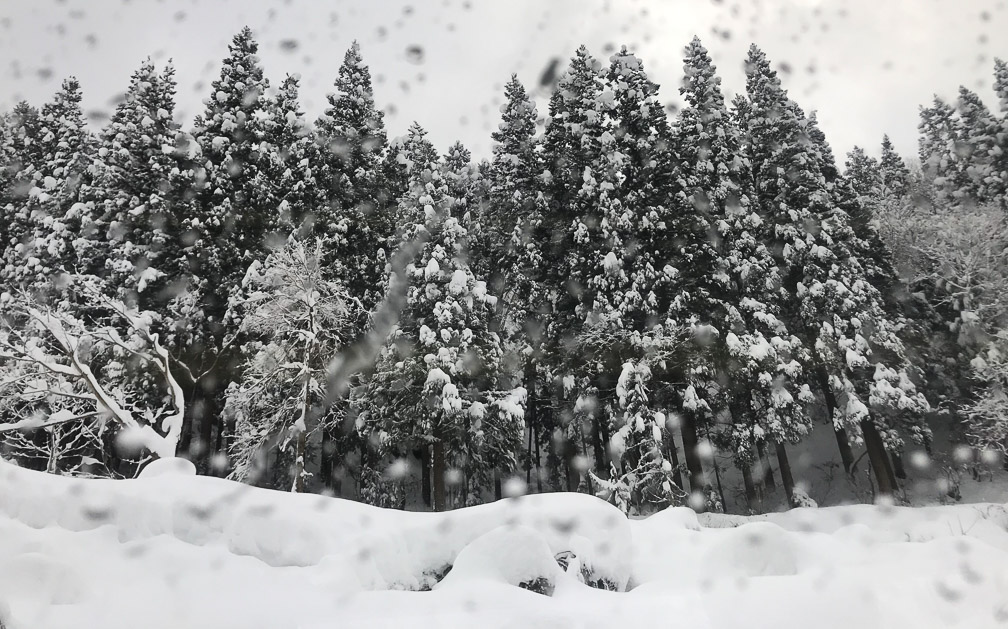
left=0, top=284, right=184, bottom=459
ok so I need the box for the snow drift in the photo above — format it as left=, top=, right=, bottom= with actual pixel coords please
left=1, top=457, right=1007, bottom=629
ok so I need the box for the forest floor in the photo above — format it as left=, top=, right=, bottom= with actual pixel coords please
left=1, top=457, right=1007, bottom=629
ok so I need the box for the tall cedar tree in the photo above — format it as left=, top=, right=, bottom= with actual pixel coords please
left=0, top=102, right=44, bottom=276
left=315, top=42, right=393, bottom=312
left=879, top=134, right=911, bottom=199
left=918, top=96, right=959, bottom=205
left=2, top=78, right=93, bottom=293
left=680, top=38, right=811, bottom=508
left=483, top=75, right=551, bottom=487
left=189, top=26, right=278, bottom=322
left=539, top=46, right=613, bottom=489
left=587, top=47, right=685, bottom=507
left=742, top=46, right=928, bottom=496
left=86, top=60, right=189, bottom=307
left=262, top=74, right=325, bottom=239
left=186, top=27, right=277, bottom=463
left=357, top=157, right=522, bottom=511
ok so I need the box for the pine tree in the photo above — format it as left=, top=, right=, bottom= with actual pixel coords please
left=984, top=61, right=1008, bottom=210
left=538, top=46, right=617, bottom=490
left=0, top=102, right=44, bottom=268
left=442, top=141, right=477, bottom=225
left=844, top=146, right=881, bottom=201
left=86, top=60, right=190, bottom=306
left=483, top=75, right=550, bottom=487
left=262, top=74, right=325, bottom=236
left=995, top=58, right=1008, bottom=114
left=879, top=135, right=911, bottom=199
left=181, top=27, right=278, bottom=467
left=2, top=78, right=94, bottom=293
left=189, top=26, right=277, bottom=323
left=541, top=46, right=606, bottom=342
left=743, top=45, right=929, bottom=496
left=679, top=38, right=811, bottom=508
left=484, top=75, right=542, bottom=282
left=356, top=158, right=523, bottom=510
left=918, top=96, right=959, bottom=204
left=315, top=42, right=393, bottom=311
left=592, top=360, right=681, bottom=514
left=953, top=87, right=999, bottom=204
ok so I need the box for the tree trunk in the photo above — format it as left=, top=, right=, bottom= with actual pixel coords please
left=47, top=429, right=58, bottom=474
left=815, top=365, right=856, bottom=474
left=861, top=419, right=896, bottom=498
left=591, top=416, right=606, bottom=476
left=891, top=451, right=907, bottom=479
left=320, top=427, right=334, bottom=490
left=579, top=421, right=593, bottom=494
left=680, top=412, right=706, bottom=494
left=665, top=432, right=685, bottom=493
left=775, top=442, right=796, bottom=507
left=293, top=428, right=306, bottom=493
left=835, top=426, right=856, bottom=475
left=566, top=455, right=579, bottom=492
left=432, top=441, right=447, bottom=511
left=740, top=460, right=758, bottom=513
left=526, top=410, right=534, bottom=486
left=533, top=415, right=543, bottom=493
left=757, top=441, right=776, bottom=490
left=417, top=447, right=431, bottom=508
left=196, top=392, right=214, bottom=471
left=176, top=374, right=195, bottom=457
left=494, top=469, right=502, bottom=501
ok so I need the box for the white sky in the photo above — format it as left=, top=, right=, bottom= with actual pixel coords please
left=0, top=0, right=1005, bottom=163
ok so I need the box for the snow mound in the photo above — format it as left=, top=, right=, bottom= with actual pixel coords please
left=138, top=457, right=197, bottom=478
left=698, top=521, right=802, bottom=578
left=436, top=525, right=562, bottom=592
left=0, top=458, right=630, bottom=591
left=2, top=458, right=1008, bottom=629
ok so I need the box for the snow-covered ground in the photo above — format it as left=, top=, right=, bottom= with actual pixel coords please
left=1, top=457, right=1007, bottom=629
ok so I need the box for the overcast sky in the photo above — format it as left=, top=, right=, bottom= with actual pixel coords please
left=0, top=0, right=1005, bottom=163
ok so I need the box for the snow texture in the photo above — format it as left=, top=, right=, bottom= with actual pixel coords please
left=1, top=458, right=1006, bottom=628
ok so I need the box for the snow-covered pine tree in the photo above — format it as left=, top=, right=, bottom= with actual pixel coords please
left=579, top=47, right=693, bottom=504
left=742, top=45, right=929, bottom=497
left=918, top=96, right=960, bottom=206
left=356, top=157, right=523, bottom=511
left=995, top=58, right=1008, bottom=114
left=189, top=26, right=278, bottom=323
left=807, top=116, right=901, bottom=309
left=383, top=121, right=441, bottom=209
left=261, top=74, right=325, bottom=239
left=0, top=110, right=12, bottom=218
left=678, top=38, right=810, bottom=508
left=592, top=360, right=681, bottom=514
left=315, top=42, right=394, bottom=312
left=483, top=75, right=550, bottom=490
left=224, top=239, right=358, bottom=492
left=952, top=87, right=999, bottom=205
left=0, top=102, right=44, bottom=268
left=483, top=75, right=543, bottom=290
left=2, top=78, right=93, bottom=293
left=86, top=60, right=189, bottom=307
left=442, top=141, right=477, bottom=226
left=989, top=60, right=1008, bottom=209
left=180, top=27, right=279, bottom=464
left=879, top=135, right=911, bottom=200
left=844, top=146, right=882, bottom=201
left=538, top=46, right=616, bottom=490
